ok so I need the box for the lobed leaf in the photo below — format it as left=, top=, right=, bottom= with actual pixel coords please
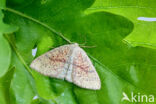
left=86, top=0, right=156, bottom=49
left=0, top=0, right=156, bottom=104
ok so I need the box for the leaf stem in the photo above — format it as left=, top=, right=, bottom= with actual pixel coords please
left=5, top=34, right=32, bottom=74
left=5, top=7, right=72, bottom=44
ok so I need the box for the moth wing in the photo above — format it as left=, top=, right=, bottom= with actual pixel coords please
left=30, top=44, right=74, bottom=79
left=71, top=47, right=101, bottom=90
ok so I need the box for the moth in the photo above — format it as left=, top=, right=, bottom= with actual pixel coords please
left=30, top=43, right=101, bottom=90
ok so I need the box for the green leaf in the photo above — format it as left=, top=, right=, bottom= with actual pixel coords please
left=0, top=6, right=17, bottom=77
left=85, top=0, right=156, bottom=49
left=31, top=70, right=56, bottom=100
left=0, top=0, right=5, bottom=9
left=0, top=1, right=18, bottom=102
left=0, top=66, right=14, bottom=104
left=36, top=34, right=54, bottom=56
left=0, top=34, right=11, bottom=77
left=2, top=0, right=156, bottom=104
left=9, top=53, right=35, bottom=104
left=0, top=10, right=17, bottom=33
left=31, top=97, right=55, bottom=104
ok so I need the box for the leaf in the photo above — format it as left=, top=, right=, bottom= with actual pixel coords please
left=2, top=0, right=156, bottom=104
left=0, top=66, right=14, bottom=104
left=0, top=0, right=5, bottom=9
left=0, top=34, right=11, bottom=77
left=31, top=70, right=56, bottom=100
left=85, top=0, right=156, bottom=49
left=36, top=34, right=54, bottom=56
left=0, top=10, right=17, bottom=77
left=0, top=1, right=18, bottom=102
left=9, top=52, right=35, bottom=104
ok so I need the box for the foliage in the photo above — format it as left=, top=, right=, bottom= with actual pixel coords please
left=0, top=0, right=156, bottom=104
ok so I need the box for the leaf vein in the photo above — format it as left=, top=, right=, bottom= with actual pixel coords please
left=5, top=7, right=71, bottom=43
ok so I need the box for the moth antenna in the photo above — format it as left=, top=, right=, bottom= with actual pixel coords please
left=73, top=35, right=96, bottom=48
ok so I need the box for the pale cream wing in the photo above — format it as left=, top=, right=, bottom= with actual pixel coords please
left=71, top=47, right=101, bottom=90
left=30, top=44, right=75, bottom=79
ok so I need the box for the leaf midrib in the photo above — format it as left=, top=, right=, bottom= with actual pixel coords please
left=5, top=7, right=72, bottom=43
